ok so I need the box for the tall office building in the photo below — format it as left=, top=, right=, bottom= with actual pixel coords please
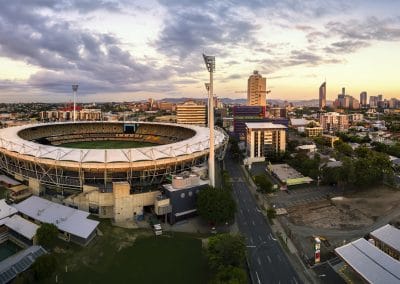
left=319, top=82, right=326, bottom=109
left=247, top=70, right=267, bottom=106
left=176, top=101, right=206, bottom=126
left=369, top=96, right=378, bottom=108
left=360, top=92, right=367, bottom=107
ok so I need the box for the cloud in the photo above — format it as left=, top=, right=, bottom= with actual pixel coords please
left=324, top=40, right=370, bottom=54
left=0, top=1, right=172, bottom=96
left=155, top=9, right=260, bottom=59
left=325, top=17, right=400, bottom=41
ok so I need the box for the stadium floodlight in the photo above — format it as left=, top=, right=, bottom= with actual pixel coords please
left=203, top=54, right=215, bottom=188
left=72, top=84, right=79, bottom=122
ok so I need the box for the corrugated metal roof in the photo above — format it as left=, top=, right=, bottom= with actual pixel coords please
left=370, top=224, right=400, bottom=253
left=14, top=196, right=99, bottom=239
left=335, top=238, right=400, bottom=284
left=3, top=215, right=39, bottom=240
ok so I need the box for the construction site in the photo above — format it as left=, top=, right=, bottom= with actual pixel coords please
left=274, top=186, right=400, bottom=263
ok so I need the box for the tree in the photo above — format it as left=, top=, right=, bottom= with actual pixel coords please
left=334, top=140, right=353, bottom=156
left=36, top=223, right=58, bottom=249
left=211, top=266, right=247, bottom=284
left=267, top=208, right=276, bottom=220
left=253, top=175, right=273, bottom=193
left=207, top=234, right=246, bottom=270
left=32, top=254, right=57, bottom=280
left=197, top=187, right=236, bottom=225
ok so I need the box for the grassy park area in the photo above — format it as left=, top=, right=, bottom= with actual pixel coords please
left=59, top=140, right=156, bottom=149
left=40, top=221, right=209, bottom=284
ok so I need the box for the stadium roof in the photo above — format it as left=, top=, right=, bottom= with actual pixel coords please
left=335, top=238, right=400, bottom=284
left=370, top=224, right=400, bottom=253
left=0, top=122, right=227, bottom=163
left=14, top=196, right=99, bottom=239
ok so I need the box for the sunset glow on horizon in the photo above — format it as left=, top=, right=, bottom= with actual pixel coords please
left=0, top=1, right=399, bottom=102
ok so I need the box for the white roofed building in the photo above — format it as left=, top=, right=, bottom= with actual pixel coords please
left=0, top=199, right=18, bottom=220
left=370, top=224, right=400, bottom=260
left=245, top=122, right=287, bottom=166
left=14, top=196, right=99, bottom=246
left=335, top=238, right=400, bottom=284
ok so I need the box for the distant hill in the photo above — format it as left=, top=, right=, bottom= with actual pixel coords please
left=158, top=97, right=331, bottom=107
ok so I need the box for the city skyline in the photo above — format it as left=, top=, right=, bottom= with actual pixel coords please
left=0, top=1, right=400, bottom=102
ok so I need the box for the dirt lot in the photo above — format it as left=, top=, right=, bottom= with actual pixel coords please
left=286, top=187, right=400, bottom=230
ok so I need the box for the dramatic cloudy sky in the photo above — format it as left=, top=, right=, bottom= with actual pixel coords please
left=0, top=0, right=399, bottom=102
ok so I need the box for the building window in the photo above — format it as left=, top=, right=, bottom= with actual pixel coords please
left=180, top=193, right=185, bottom=198
left=188, top=191, right=193, bottom=197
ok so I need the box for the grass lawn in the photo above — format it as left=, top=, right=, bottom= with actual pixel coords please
left=43, top=222, right=209, bottom=284
left=59, top=140, right=157, bottom=149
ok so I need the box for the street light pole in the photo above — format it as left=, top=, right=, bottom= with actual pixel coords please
left=203, top=54, right=215, bottom=188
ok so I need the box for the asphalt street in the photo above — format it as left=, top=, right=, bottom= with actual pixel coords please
left=225, top=156, right=302, bottom=284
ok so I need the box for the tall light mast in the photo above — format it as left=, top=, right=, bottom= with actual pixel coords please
left=72, top=84, right=79, bottom=122
left=203, top=54, right=215, bottom=188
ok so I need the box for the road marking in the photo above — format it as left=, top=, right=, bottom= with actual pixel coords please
left=269, top=233, right=277, bottom=241
left=257, top=257, right=261, bottom=266
left=292, top=277, right=298, bottom=284
left=258, top=235, right=262, bottom=241
left=249, top=237, right=253, bottom=244
left=277, top=255, right=282, bottom=262
left=255, top=271, right=261, bottom=284
left=252, top=220, right=255, bottom=226
left=240, top=209, right=243, bottom=214
left=267, top=255, right=271, bottom=263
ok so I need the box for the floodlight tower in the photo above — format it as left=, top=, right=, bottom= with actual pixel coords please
left=203, top=54, right=215, bottom=188
left=72, top=84, right=79, bottom=122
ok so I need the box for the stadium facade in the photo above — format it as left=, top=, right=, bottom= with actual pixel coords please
left=0, top=122, right=228, bottom=193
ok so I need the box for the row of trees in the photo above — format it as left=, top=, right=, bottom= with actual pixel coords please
left=337, top=132, right=371, bottom=144
left=372, top=141, right=400, bottom=158
left=322, top=147, right=393, bottom=188
left=197, top=186, right=236, bottom=225
left=207, top=234, right=247, bottom=284
left=253, top=174, right=273, bottom=193
left=288, top=152, right=320, bottom=179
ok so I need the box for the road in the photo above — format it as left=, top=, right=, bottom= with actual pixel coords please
left=225, top=155, right=302, bottom=284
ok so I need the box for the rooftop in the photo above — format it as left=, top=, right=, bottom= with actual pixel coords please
left=245, top=122, right=287, bottom=129
left=0, top=175, right=20, bottom=186
left=13, top=196, right=99, bottom=239
left=1, top=215, right=39, bottom=240
left=335, top=238, right=400, bottom=284
left=370, top=224, right=400, bottom=253
left=290, top=118, right=308, bottom=126
left=0, top=199, right=18, bottom=220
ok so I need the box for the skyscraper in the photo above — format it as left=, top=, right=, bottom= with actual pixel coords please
left=319, top=81, right=326, bottom=109
left=247, top=70, right=266, bottom=106
left=360, top=92, right=367, bottom=107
